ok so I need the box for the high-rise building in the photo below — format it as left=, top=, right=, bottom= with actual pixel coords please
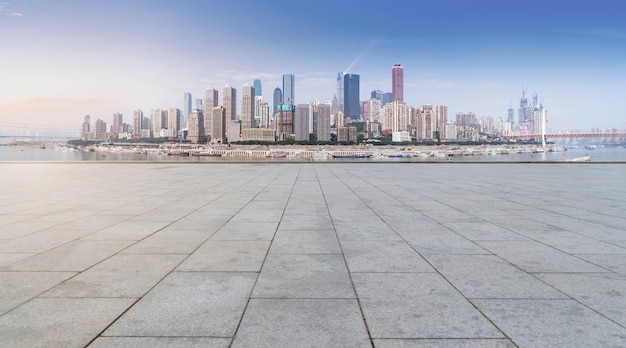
left=112, top=113, right=122, bottom=134
left=276, top=104, right=295, bottom=139
left=94, top=119, right=107, bottom=139
left=152, top=109, right=167, bottom=135
left=211, top=106, right=226, bottom=144
left=187, top=109, right=205, bottom=143
left=183, top=92, right=192, bottom=128
left=316, top=104, right=331, bottom=142
left=223, top=85, right=237, bottom=121
left=282, top=74, right=295, bottom=106
left=259, top=102, right=271, bottom=128
left=337, top=72, right=344, bottom=113
left=343, top=73, right=360, bottom=120
left=205, top=87, right=219, bottom=140
left=435, top=105, right=448, bottom=138
left=196, top=99, right=204, bottom=112
left=273, top=87, right=282, bottom=116
left=253, top=79, right=262, bottom=97
left=133, top=109, right=143, bottom=138
left=507, top=102, right=515, bottom=125
left=371, top=90, right=383, bottom=102
left=392, top=64, right=404, bottom=104
left=167, top=108, right=181, bottom=137
left=382, top=93, right=393, bottom=106
left=518, top=90, right=532, bottom=124
left=294, top=104, right=310, bottom=142
left=241, top=84, right=255, bottom=129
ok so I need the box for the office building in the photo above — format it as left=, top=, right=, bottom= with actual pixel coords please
left=133, top=109, right=143, bottom=138
left=382, top=92, right=392, bottom=106
left=241, top=83, right=255, bottom=129
left=152, top=109, right=167, bottom=136
left=187, top=109, right=205, bottom=143
left=183, top=92, right=192, bottom=128
left=337, top=126, right=357, bottom=143
left=343, top=73, right=360, bottom=120
left=223, top=85, right=237, bottom=121
left=276, top=104, right=295, bottom=139
left=392, top=64, right=404, bottom=104
left=259, top=102, right=271, bottom=128
left=112, top=113, right=122, bottom=134
left=253, top=79, right=262, bottom=97
left=211, top=106, right=226, bottom=144
left=282, top=74, right=295, bottom=105
left=273, top=87, right=282, bottom=116
left=337, top=72, right=344, bottom=112
left=167, top=108, right=181, bottom=137
left=371, top=90, right=383, bottom=102
left=294, top=104, right=310, bottom=141
left=204, top=87, right=219, bottom=140
left=316, top=104, right=331, bottom=142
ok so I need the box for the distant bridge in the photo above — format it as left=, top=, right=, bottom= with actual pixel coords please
left=504, top=132, right=626, bottom=140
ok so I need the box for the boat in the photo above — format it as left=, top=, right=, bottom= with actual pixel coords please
left=192, top=151, right=222, bottom=157
left=332, top=153, right=372, bottom=159
left=563, top=156, right=592, bottom=162
left=585, top=145, right=596, bottom=150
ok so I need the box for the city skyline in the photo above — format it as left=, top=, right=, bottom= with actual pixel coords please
left=1, top=0, right=625, bottom=134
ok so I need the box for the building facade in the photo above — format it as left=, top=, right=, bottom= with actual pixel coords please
left=392, top=64, right=404, bottom=104
left=294, top=104, right=310, bottom=141
left=343, top=73, right=360, bottom=120
left=241, top=84, right=255, bottom=130
left=223, top=85, right=237, bottom=121
left=282, top=74, right=295, bottom=106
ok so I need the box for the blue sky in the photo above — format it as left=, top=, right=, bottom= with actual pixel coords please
left=1, top=0, right=625, bottom=133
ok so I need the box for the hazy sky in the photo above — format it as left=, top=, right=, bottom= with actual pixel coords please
left=1, top=0, right=625, bottom=133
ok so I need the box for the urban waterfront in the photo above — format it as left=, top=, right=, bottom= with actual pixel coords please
left=2, top=144, right=626, bottom=162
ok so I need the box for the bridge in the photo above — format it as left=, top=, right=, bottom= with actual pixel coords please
left=504, top=132, right=626, bottom=140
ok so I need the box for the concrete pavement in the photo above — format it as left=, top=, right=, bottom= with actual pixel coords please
left=1, top=163, right=625, bottom=347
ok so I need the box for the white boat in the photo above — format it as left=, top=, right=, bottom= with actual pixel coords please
left=563, top=156, right=592, bottom=162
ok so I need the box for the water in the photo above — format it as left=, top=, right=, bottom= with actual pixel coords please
left=1, top=145, right=625, bottom=162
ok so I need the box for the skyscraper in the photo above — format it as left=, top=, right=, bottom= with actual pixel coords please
left=371, top=90, right=383, bottom=102
left=204, top=87, right=219, bottom=140
left=253, top=79, right=262, bottom=97
left=343, top=73, right=360, bottom=120
left=382, top=92, right=393, bottom=106
left=112, top=113, right=122, bottom=134
left=167, top=108, right=180, bottom=138
left=282, top=74, right=295, bottom=106
left=392, top=64, right=404, bottom=104
left=183, top=92, right=192, bottom=128
left=294, top=104, right=310, bottom=141
left=241, top=84, right=255, bottom=129
left=81, top=115, right=91, bottom=140
left=133, top=109, right=143, bottom=138
left=211, top=106, right=226, bottom=144
left=223, top=85, right=237, bottom=121
left=316, top=104, right=331, bottom=142
left=187, top=109, right=204, bottom=143
left=337, top=72, right=344, bottom=113
left=273, top=87, right=282, bottom=116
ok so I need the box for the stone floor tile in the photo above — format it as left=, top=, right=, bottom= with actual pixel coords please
left=177, top=240, right=270, bottom=272
left=5, top=240, right=134, bottom=271
left=477, top=240, right=609, bottom=273
left=122, top=229, right=211, bottom=254
left=535, top=272, right=626, bottom=326
left=252, top=254, right=354, bottom=299
left=426, top=254, right=566, bottom=299
left=270, top=229, right=341, bottom=254
left=0, top=271, right=76, bottom=314
left=0, top=297, right=135, bottom=348
left=81, top=221, right=172, bottom=241
left=443, top=222, right=529, bottom=241
left=352, top=273, right=503, bottom=339
left=372, top=338, right=517, bottom=348
left=89, top=337, right=231, bottom=348
left=473, top=299, right=626, bottom=348
left=210, top=221, right=279, bottom=241
left=42, top=253, right=186, bottom=298
left=232, top=299, right=370, bottom=347
left=342, top=240, right=434, bottom=272
left=0, top=253, right=34, bottom=268
left=104, top=272, right=256, bottom=337
left=403, top=230, right=488, bottom=255
left=575, top=254, right=626, bottom=275
left=278, top=215, right=334, bottom=231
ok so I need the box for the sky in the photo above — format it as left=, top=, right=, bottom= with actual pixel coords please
left=1, top=0, right=625, bottom=134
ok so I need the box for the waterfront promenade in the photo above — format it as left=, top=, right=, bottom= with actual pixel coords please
left=0, top=162, right=625, bottom=347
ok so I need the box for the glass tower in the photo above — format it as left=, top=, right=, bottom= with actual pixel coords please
left=282, top=74, right=295, bottom=106
left=343, top=73, right=360, bottom=120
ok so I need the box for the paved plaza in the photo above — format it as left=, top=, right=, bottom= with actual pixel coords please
left=0, top=162, right=625, bottom=347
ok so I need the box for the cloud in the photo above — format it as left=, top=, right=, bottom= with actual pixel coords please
left=10, top=12, right=22, bottom=16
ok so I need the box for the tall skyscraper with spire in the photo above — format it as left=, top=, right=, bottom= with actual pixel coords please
left=392, top=64, right=404, bottom=104
left=282, top=74, right=295, bottom=106
left=241, top=84, right=255, bottom=129
left=337, top=72, right=344, bottom=113
left=183, top=92, right=192, bottom=128
left=343, top=73, right=360, bottom=120
left=223, top=85, right=237, bottom=121
left=253, top=79, right=263, bottom=127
